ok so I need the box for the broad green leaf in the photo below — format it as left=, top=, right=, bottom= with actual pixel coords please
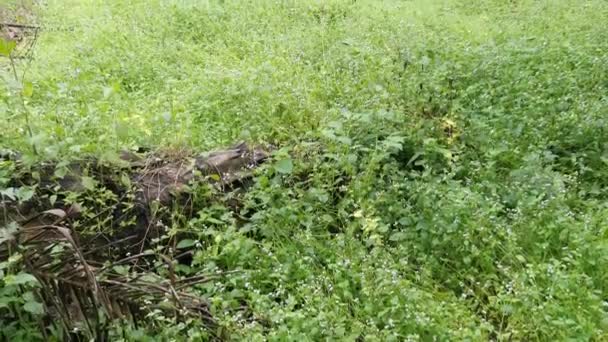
left=112, top=265, right=130, bottom=276
left=23, top=300, right=44, bottom=315
left=389, top=232, right=407, bottom=242
left=22, top=291, right=35, bottom=301
left=140, top=274, right=159, bottom=282
left=81, top=176, right=97, bottom=190
left=121, top=173, right=132, bottom=188
left=0, top=38, right=16, bottom=57
left=0, top=222, right=19, bottom=244
left=16, top=186, right=35, bottom=202
left=5, top=272, right=38, bottom=286
left=103, top=86, right=112, bottom=98
left=275, top=158, right=293, bottom=174
left=398, top=217, right=412, bottom=226
left=1, top=188, right=16, bottom=200
left=176, top=239, right=196, bottom=249
left=22, top=81, right=33, bottom=98
left=0, top=297, right=14, bottom=308
left=115, top=122, right=129, bottom=140
left=54, top=165, right=68, bottom=178
left=205, top=217, right=224, bottom=225
left=8, top=253, right=22, bottom=265
left=407, top=152, right=423, bottom=166
left=336, top=136, right=352, bottom=145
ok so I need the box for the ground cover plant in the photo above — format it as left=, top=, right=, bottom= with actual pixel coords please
left=1, top=0, right=608, bottom=340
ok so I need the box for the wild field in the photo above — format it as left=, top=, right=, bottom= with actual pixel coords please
left=1, top=0, right=608, bottom=340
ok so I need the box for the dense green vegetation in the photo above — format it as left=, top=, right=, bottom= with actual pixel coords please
left=2, top=0, right=608, bottom=340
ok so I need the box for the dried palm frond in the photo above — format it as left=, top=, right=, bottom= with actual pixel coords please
left=4, top=208, right=219, bottom=340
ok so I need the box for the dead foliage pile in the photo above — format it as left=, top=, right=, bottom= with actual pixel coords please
left=0, top=142, right=269, bottom=340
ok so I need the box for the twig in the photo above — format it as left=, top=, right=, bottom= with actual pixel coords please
left=176, top=270, right=242, bottom=290
left=7, top=49, right=38, bottom=155
left=98, top=252, right=156, bottom=272
left=82, top=235, right=139, bottom=256
left=20, top=26, right=40, bottom=79
left=0, top=22, right=39, bottom=29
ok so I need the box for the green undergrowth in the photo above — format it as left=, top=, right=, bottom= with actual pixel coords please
left=2, top=0, right=608, bottom=340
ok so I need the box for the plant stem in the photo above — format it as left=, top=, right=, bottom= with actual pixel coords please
left=9, top=53, right=37, bottom=155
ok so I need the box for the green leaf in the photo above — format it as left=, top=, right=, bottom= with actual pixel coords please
left=23, top=300, right=44, bottom=315
left=16, top=186, right=35, bottom=202
left=0, top=222, right=18, bottom=244
left=0, top=38, right=17, bottom=57
left=103, top=86, right=112, bottom=98
left=389, top=232, right=407, bottom=241
left=22, top=291, right=35, bottom=301
left=398, top=217, right=412, bottom=226
left=384, top=135, right=405, bottom=152
left=140, top=274, right=159, bottom=282
left=407, top=152, right=423, bottom=166
left=5, top=272, right=38, bottom=286
left=116, top=122, right=129, bottom=140
left=275, top=158, right=293, bottom=174
left=176, top=239, right=196, bottom=249
left=204, top=216, right=224, bottom=225
left=1, top=188, right=16, bottom=200
left=54, top=162, right=69, bottom=178
left=121, top=173, right=132, bottom=188
left=112, top=265, right=130, bottom=276
left=336, top=136, right=352, bottom=145
left=0, top=296, right=15, bottom=308
left=22, top=81, right=33, bottom=98
left=81, top=176, right=97, bottom=190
